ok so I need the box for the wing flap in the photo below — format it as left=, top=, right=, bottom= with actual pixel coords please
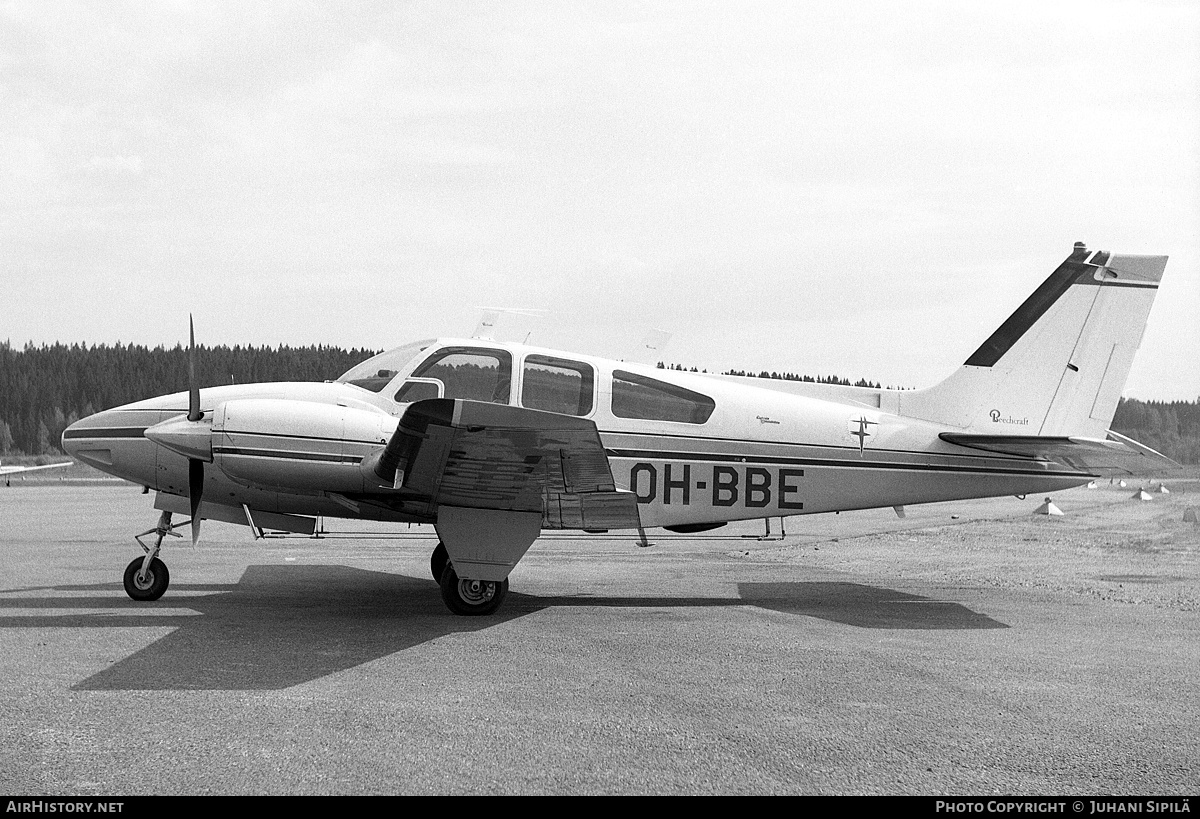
left=940, top=430, right=1179, bottom=476
left=543, top=490, right=640, bottom=531
left=375, top=398, right=641, bottom=529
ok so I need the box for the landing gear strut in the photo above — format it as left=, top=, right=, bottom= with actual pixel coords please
left=125, top=510, right=181, bottom=601
left=432, top=507, right=538, bottom=616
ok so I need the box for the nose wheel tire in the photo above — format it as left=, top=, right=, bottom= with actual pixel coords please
left=439, top=563, right=508, bottom=616
left=123, top=556, right=170, bottom=601
left=430, top=541, right=449, bottom=582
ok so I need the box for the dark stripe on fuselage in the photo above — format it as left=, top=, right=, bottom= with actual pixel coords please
left=64, top=420, right=1089, bottom=479
left=222, top=430, right=383, bottom=446
left=601, top=429, right=1037, bottom=461
left=62, top=427, right=147, bottom=439
left=212, top=446, right=363, bottom=464
left=603, top=448, right=1090, bottom=478
left=63, top=426, right=381, bottom=447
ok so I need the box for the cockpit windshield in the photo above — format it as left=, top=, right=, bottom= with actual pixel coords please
left=336, top=340, right=432, bottom=393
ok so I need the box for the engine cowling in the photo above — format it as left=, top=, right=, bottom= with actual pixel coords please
left=211, top=399, right=399, bottom=493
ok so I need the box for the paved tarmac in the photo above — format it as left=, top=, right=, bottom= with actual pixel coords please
left=1, top=483, right=1197, bottom=795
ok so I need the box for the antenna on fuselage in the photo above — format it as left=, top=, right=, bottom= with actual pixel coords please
left=623, top=328, right=672, bottom=365
left=471, top=307, right=546, bottom=342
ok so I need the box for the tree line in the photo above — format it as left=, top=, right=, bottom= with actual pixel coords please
left=659, top=362, right=884, bottom=388
left=0, top=341, right=375, bottom=456
left=2, top=341, right=1197, bottom=463
left=1108, top=398, right=1200, bottom=466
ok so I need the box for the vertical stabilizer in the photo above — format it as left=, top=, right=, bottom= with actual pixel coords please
left=899, top=243, right=1166, bottom=437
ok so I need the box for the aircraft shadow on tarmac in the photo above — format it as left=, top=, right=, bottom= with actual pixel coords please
left=0, top=566, right=1006, bottom=691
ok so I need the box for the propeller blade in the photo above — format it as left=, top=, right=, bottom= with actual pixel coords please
left=188, top=457, right=204, bottom=546
left=186, top=316, right=204, bottom=545
left=188, top=315, right=202, bottom=422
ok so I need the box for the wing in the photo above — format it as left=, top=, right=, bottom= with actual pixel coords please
left=939, top=429, right=1179, bottom=477
left=0, top=461, right=72, bottom=475
left=368, top=398, right=641, bottom=531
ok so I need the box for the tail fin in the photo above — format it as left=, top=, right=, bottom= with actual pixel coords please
left=899, top=242, right=1167, bottom=437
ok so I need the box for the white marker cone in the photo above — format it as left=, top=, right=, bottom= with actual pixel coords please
left=1032, top=497, right=1064, bottom=516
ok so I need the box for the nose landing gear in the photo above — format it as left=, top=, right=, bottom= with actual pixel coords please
left=126, top=510, right=183, bottom=601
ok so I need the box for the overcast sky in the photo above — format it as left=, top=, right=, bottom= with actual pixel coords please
left=3, top=1, right=1198, bottom=399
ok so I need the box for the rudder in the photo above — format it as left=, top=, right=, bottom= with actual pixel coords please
left=898, top=242, right=1167, bottom=437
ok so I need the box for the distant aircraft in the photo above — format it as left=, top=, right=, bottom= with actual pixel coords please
left=62, top=243, right=1175, bottom=615
left=2, top=459, right=71, bottom=485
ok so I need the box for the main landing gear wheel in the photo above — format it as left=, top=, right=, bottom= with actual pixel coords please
left=439, top=563, right=508, bottom=616
left=123, top=556, right=170, bottom=601
left=430, top=541, right=449, bottom=582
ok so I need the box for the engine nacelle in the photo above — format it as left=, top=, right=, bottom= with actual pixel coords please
left=212, top=399, right=398, bottom=493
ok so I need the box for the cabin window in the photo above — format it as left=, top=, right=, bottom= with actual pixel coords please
left=337, top=340, right=431, bottom=393
left=521, top=355, right=594, bottom=416
left=610, top=370, right=715, bottom=424
left=396, top=347, right=513, bottom=404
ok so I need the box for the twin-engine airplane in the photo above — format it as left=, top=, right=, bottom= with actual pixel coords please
left=62, top=243, right=1174, bottom=615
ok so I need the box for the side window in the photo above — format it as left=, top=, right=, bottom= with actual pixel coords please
left=393, top=379, right=441, bottom=403
left=402, top=348, right=513, bottom=404
left=345, top=369, right=396, bottom=394
left=611, top=370, right=715, bottom=424
left=521, top=355, right=594, bottom=416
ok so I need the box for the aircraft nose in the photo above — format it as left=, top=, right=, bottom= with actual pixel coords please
left=61, top=419, right=80, bottom=457
left=60, top=407, right=154, bottom=470
left=62, top=410, right=117, bottom=467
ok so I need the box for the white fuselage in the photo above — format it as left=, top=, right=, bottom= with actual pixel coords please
left=62, top=337, right=1092, bottom=531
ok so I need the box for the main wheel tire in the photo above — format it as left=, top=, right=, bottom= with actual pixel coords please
left=439, top=563, right=508, bottom=616
left=123, top=556, right=170, bottom=601
left=430, top=541, right=449, bottom=582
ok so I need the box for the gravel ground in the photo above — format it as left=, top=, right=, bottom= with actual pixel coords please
left=1, top=481, right=1196, bottom=795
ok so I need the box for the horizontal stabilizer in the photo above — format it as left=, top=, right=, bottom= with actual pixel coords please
left=940, top=430, right=1179, bottom=477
